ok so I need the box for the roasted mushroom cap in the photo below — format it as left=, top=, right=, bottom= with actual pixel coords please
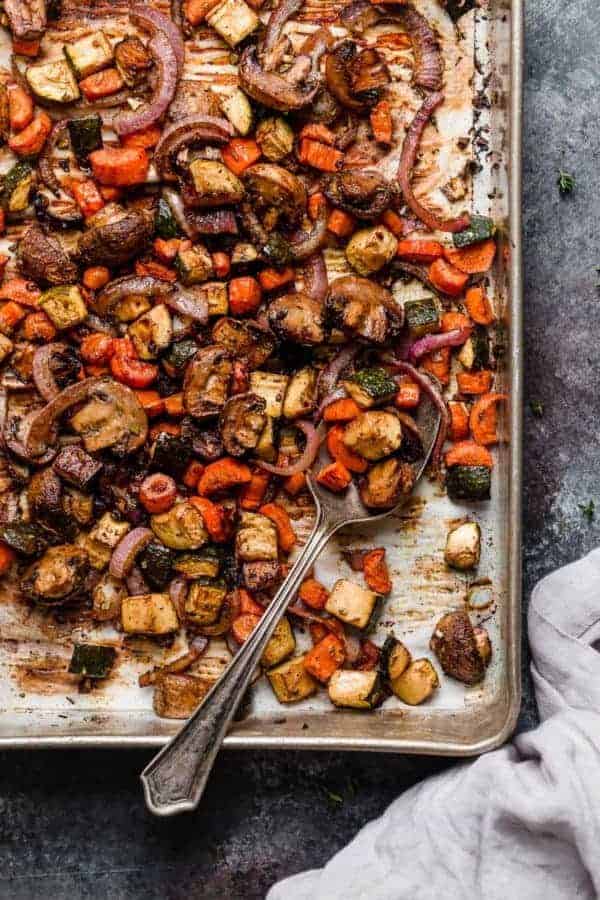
left=183, top=346, right=232, bottom=418
left=77, top=207, right=154, bottom=268
left=238, top=46, right=322, bottom=113
left=27, top=467, right=62, bottom=520
left=5, top=0, right=46, bottom=41
left=268, top=293, right=325, bottom=346
left=430, top=610, right=489, bottom=685
left=211, top=318, right=276, bottom=369
left=20, top=544, right=89, bottom=606
left=325, top=40, right=387, bottom=113
left=244, top=164, right=307, bottom=220
left=327, top=276, right=402, bottom=344
left=359, top=457, right=415, bottom=508
left=17, top=224, right=79, bottom=286
left=219, top=393, right=267, bottom=457
left=324, top=172, right=391, bottom=220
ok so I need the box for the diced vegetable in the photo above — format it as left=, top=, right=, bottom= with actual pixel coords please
left=344, top=367, right=397, bottom=409
left=153, top=673, right=212, bottom=718
left=457, top=326, right=490, bottom=371
left=129, top=305, right=173, bottom=359
left=67, top=114, right=103, bottom=158
left=453, top=216, right=496, bottom=248
left=173, top=548, right=221, bottom=579
left=154, top=197, right=180, bottom=239
left=26, top=60, right=80, bottom=103
left=220, top=89, right=253, bottom=135
left=391, top=658, right=439, bottom=705
left=185, top=577, right=227, bottom=625
left=236, top=511, right=278, bottom=561
left=255, top=117, right=294, bottom=161
left=249, top=371, right=288, bottom=418
left=138, top=541, right=175, bottom=590
left=444, top=239, right=496, bottom=274
left=150, top=432, right=192, bottom=480
left=151, top=501, right=208, bottom=550
left=282, top=367, right=317, bottom=419
left=89, top=147, right=149, bottom=187
left=345, top=226, right=397, bottom=275
left=428, top=258, right=469, bottom=296
left=261, top=617, right=296, bottom=667
left=3, top=162, right=34, bottom=213
left=206, top=0, right=259, bottom=46
left=325, top=578, right=379, bottom=630
left=64, top=32, right=113, bottom=78
left=189, top=159, right=245, bottom=205
left=267, top=654, right=318, bottom=703
left=404, top=297, right=440, bottom=338
left=68, top=643, right=116, bottom=678
left=316, top=461, right=352, bottom=492
left=328, top=669, right=384, bottom=709
left=121, top=593, right=179, bottom=635
left=304, top=633, right=344, bottom=683
left=446, top=465, right=492, bottom=502
left=381, top=635, right=411, bottom=683
left=444, top=521, right=481, bottom=570
left=342, top=411, right=402, bottom=461
left=39, top=285, right=87, bottom=330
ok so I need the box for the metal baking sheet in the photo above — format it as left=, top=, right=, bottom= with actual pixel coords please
left=0, top=0, right=522, bottom=753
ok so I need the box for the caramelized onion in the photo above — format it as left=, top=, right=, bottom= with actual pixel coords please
left=289, top=201, right=328, bottom=260
left=130, top=5, right=185, bottom=75
left=303, top=252, right=328, bottom=303
left=408, top=326, right=472, bottom=361
left=38, top=120, right=68, bottom=196
left=401, top=5, right=443, bottom=91
left=257, top=420, right=320, bottom=476
left=163, top=288, right=209, bottom=324
left=154, top=116, right=233, bottom=182
left=113, top=30, right=179, bottom=136
left=109, top=527, right=153, bottom=579
left=390, top=360, right=448, bottom=473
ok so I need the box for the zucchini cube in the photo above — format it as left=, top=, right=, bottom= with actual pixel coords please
left=39, top=285, right=87, bottom=330
left=121, top=593, right=179, bottom=635
left=404, top=297, right=440, bottom=338
left=185, top=578, right=227, bottom=626
left=249, top=371, right=289, bottom=418
left=261, top=617, right=295, bottom=668
left=64, top=32, right=114, bottom=78
left=325, top=579, right=379, bottom=630
left=267, top=654, right=318, bottom=703
left=153, top=673, right=212, bottom=718
left=68, top=643, right=116, bottom=678
left=175, top=245, right=214, bottom=286
left=328, top=669, right=384, bottom=709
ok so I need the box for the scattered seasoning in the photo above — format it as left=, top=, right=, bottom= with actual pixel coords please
left=579, top=500, right=595, bottom=523
left=557, top=171, right=575, bottom=195
left=529, top=400, right=544, bottom=417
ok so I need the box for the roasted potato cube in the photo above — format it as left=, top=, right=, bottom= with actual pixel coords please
left=236, top=512, right=278, bottom=561
left=255, top=117, right=294, bottom=161
left=77, top=534, right=111, bottom=570
left=39, top=285, right=87, bottom=330
left=90, top=512, right=130, bottom=548
left=128, top=304, right=172, bottom=359
left=267, top=654, right=318, bottom=703
left=153, top=673, right=212, bottom=718
left=391, top=658, right=439, bottom=705
left=328, top=669, right=384, bottom=709
left=343, top=411, right=402, bottom=461
left=359, top=458, right=415, bottom=509
left=325, top=579, right=378, bottom=630
left=261, top=617, right=295, bottom=668
left=220, top=88, right=253, bottom=135
left=151, top=501, right=208, bottom=550
left=197, top=281, right=229, bottom=316
left=444, top=522, right=481, bottom=571
left=206, top=0, right=259, bottom=46
left=175, top=244, right=214, bottom=286
left=185, top=579, right=227, bottom=626
left=283, top=367, right=317, bottom=419
left=121, top=593, right=179, bottom=635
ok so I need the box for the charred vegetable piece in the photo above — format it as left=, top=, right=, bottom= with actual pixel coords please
left=328, top=669, right=384, bottom=709
left=242, top=560, right=280, bottom=591
left=26, top=60, right=80, bottom=104
left=155, top=198, right=179, bottom=239
left=153, top=673, right=213, bottom=719
left=39, top=285, right=87, bottom=330
left=380, top=635, right=412, bottom=683
left=64, top=32, right=113, bottom=78
left=268, top=294, right=325, bottom=346
left=188, top=160, right=245, bottom=207
left=150, top=432, right=192, bottom=480
left=255, top=117, right=294, bottom=161
left=325, top=578, right=379, bottom=630
left=114, top=36, right=153, bottom=88
left=457, top=326, right=490, bottom=371
left=220, top=393, right=266, bottom=456
left=92, top=573, right=126, bottom=621
left=430, top=609, right=488, bottom=684
left=446, top=466, right=491, bottom=502
left=68, top=114, right=103, bottom=159
left=267, top=654, right=318, bottom=703
left=212, top=318, right=275, bottom=369
left=206, top=0, right=259, bottom=47
left=128, top=305, right=173, bottom=360
left=404, top=297, right=440, bottom=338
left=359, top=458, right=415, bottom=509
left=327, top=276, right=402, bottom=345
left=173, top=548, right=221, bottom=579
left=261, top=617, right=295, bottom=668
left=183, top=346, right=232, bottom=418
left=121, top=593, right=179, bottom=635
left=164, top=339, right=198, bottom=376
left=249, top=372, right=288, bottom=418
left=68, top=643, right=116, bottom=678
left=0, top=523, right=48, bottom=556
left=391, top=658, right=439, bottom=705
left=20, top=544, right=89, bottom=605
left=343, top=411, right=402, bottom=461
left=139, top=541, right=176, bottom=590
left=220, top=89, right=253, bottom=136
left=344, top=368, right=397, bottom=408
left=17, top=225, right=79, bottom=287
left=453, top=216, right=496, bottom=249
left=175, top=245, right=213, bottom=286
left=236, top=512, right=278, bottom=562
left=3, top=162, right=34, bottom=213
left=282, top=367, right=317, bottom=419
left=444, top=521, right=481, bottom=570
left=151, top=501, right=208, bottom=550
left=185, top=577, right=227, bottom=626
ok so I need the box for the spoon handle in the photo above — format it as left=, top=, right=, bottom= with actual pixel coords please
left=141, top=509, right=333, bottom=816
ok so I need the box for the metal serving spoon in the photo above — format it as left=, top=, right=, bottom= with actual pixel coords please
left=141, top=396, right=441, bottom=816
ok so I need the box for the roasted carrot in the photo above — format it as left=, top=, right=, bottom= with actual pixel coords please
left=164, top=392, right=185, bottom=417
left=465, top=285, right=495, bottom=325
left=428, top=258, right=469, bottom=296
left=134, top=390, right=165, bottom=418
left=441, top=310, right=472, bottom=333
left=80, top=333, right=114, bottom=364
left=231, top=613, right=261, bottom=645
left=394, top=374, right=420, bottom=409
left=89, top=147, right=149, bottom=187
left=212, top=251, right=231, bottom=278
left=308, top=192, right=327, bottom=220
left=182, top=460, right=205, bottom=489
left=322, top=398, right=361, bottom=422
left=82, top=266, right=111, bottom=290
left=283, top=472, right=307, bottom=496
left=152, top=238, right=181, bottom=263
left=0, top=542, right=15, bottom=574
left=470, top=392, right=507, bottom=446
left=298, top=138, right=343, bottom=172
left=396, top=239, right=444, bottom=263
left=316, top=461, right=352, bottom=492
left=8, top=111, right=51, bottom=156
left=139, top=473, right=177, bottom=514
left=228, top=276, right=262, bottom=315
left=303, top=633, right=345, bottom=683
left=259, top=502, right=297, bottom=553
left=110, top=337, right=158, bottom=389
left=299, top=123, right=336, bottom=145
left=99, top=186, right=122, bottom=202
left=370, top=99, right=393, bottom=144
left=0, top=301, right=25, bottom=333
left=326, top=424, right=368, bottom=473
left=0, top=278, right=40, bottom=307
left=239, top=469, right=270, bottom=510
left=68, top=179, right=105, bottom=218
left=121, top=125, right=162, bottom=149
left=186, top=0, right=220, bottom=24
left=8, top=85, right=33, bottom=131
left=444, top=238, right=497, bottom=274
left=298, top=578, right=329, bottom=610
left=222, top=138, right=261, bottom=175
left=191, top=496, right=232, bottom=542
left=197, top=458, right=252, bottom=496
left=135, top=259, right=177, bottom=282
left=327, top=209, right=356, bottom=237
left=0, top=210, right=5, bottom=236
left=448, top=400, right=470, bottom=441
left=12, top=37, right=40, bottom=57
left=422, top=347, right=451, bottom=386
left=381, top=209, right=416, bottom=238
left=363, top=548, right=392, bottom=594
left=445, top=440, right=494, bottom=468
left=456, top=369, right=494, bottom=395
left=79, top=68, right=124, bottom=101
left=258, top=267, right=295, bottom=291
left=237, top=587, right=264, bottom=616
left=22, top=310, right=56, bottom=342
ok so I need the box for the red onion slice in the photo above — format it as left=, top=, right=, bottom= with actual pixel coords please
left=257, top=420, right=320, bottom=476
left=314, top=386, right=347, bottom=423
left=169, top=576, right=188, bottom=621
left=390, top=360, right=449, bottom=473
left=32, top=343, right=68, bottom=401
left=408, top=326, right=472, bottom=362
left=402, top=6, right=443, bottom=91
left=109, top=527, right=153, bottom=579
left=163, top=287, right=209, bottom=324
left=130, top=5, right=185, bottom=75
left=155, top=117, right=233, bottom=182
left=38, top=119, right=68, bottom=196
left=398, top=92, right=470, bottom=233
left=316, top=343, right=360, bottom=399
left=162, top=187, right=193, bottom=238
left=113, top=30, right=178, bottom=137
left=303, top=252, right=328, bottom=303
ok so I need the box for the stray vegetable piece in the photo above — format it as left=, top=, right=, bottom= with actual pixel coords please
left=304, top=633, right=345, bottom=683
left=391, top=659, right=439, bottom=705
left=328, top=669, right=384, bottom=709
left=316, top=461, right=352, bottom=492
left=444, top=521, right=481, bottom=570
left=298, top=578, right=329, bottom=610
left=430, top=610, right=490, bottom=684
left=363, top=548, right=392, bottom=594
left=325, top=578, right=379, bottom=630
left=139, top=473, right=177, bottom=514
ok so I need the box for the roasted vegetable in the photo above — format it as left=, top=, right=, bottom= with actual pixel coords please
left=248, top=371, right=288, bottom=418
left=150, top=432, right=193, bottom=481
left=3, top=162, right=34, bottom=213
left=220, top=393, right=266, bottom=456
left=18, top=225, right=79, bottom=287
left=188, top=160, right=245, bottom=207
left=328, top=669, right=384, bottom=709
left=261, top=617, right=295, bottom=668
left=430, top=610, right=489, bottom=684
left=64, top=32, right=113, bottom=78
left=404, top=297, right=441, bottom=338
left=282, top=367, right=317, bottom=419
left=381, top=635, right=412, bottom=684
left=344, top=367, right=397, bottom=409
left=325, top=578, right=379, bottom=630
left=444, top=521, right=481, bottom=570
left=206, top=0, right=259, bottom=47
left=391, top=658, right=439, bottom=705
left=68, top=114, right=103, bottom=159
left=183, top=346, right=232, bottom=418
left=345, top=226, right=397, bottom=275
left=151, top=501, right=208, bottom=550
left=153, top=673, right=212, bottom=718
left=342, top=411, right=402, bottom=461
left=26, top=60, right=80, bottom=104
left=255, top=117, right=294, bottom=161
left=185, top=578, right=227, bottom=625
left=128, top=305, right=173, bottom=360
left=220, top=89, right=253, bottom=136
left=155, top=197, right=180, bottom=239
left=139, top=541, right=175, bottom=590
left=68, top=643, right=116, bottom=678
left=173, top=548, right=221, bottom=579
left=446, top=466, right=491, bottom=502
left=267, top=654, right=318, bottom=703
left=359, top=458, right=415, bottom=509
left=453, top=216, right=496, bottom=249
left=121, top=593, right=179, bottom=635
left=457, top=326, right=490, bottom=371
left=268, top=294, right=325, bottom=346
left=20, top=544, right=89, bottom=605
left=236, top=511, right=278, bottom=561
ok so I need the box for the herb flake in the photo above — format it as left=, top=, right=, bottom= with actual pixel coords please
left=529, top=400, right=544, bottom=417
left=580, top=500, right=595, bottom=523
left=557, top=171, right=575, bottom=195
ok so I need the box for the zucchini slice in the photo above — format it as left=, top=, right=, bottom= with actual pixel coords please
left=457, top=326, right=490, bottom=371
left=68, top=643, right=116, bottom=678
left=453, top=215, right=496, bottom=249
left=446, top=465, right=491, bottom=501
left=267, top=654, right=318, bottom=703
left=185, top=577, right=227, bottom=626
left=155, top=197, right=180, bottom=239
left=26, top=60, right=80, bottom=104
left=328, top=669, right=385, bottom=709
left=173, top=548, right=221, bottom=579
left=64, top=32, right=114, bottom=78
left=404, top=296, right=440, bottom=338
left=220, top=89, right=253, bottom=136
left=2, top=162, right=33, bottom=213
left=68, top=114, right=103, bottom=158
left=344, top=367, right=397, bottom=409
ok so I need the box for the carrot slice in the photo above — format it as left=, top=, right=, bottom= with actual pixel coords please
left=89, top=147, right=149, bottom=187
left=228, top=276, right=262, bottom=315
left=182, top=460, right=205, bottom=489
left=316, top=461, right=352, bottom=492
left=308, top=192, right=327, bottom=220
left=303, top=633, right=345, bottom=683
left=370, top=99, right=393, bottom=144
left=441, top=311, right=472, bottom=333
left=445, top=440, right=493, bottom=468
left=394, top=375, right=420, bottom=409
left=363, top=548, right=392, bottom=594
left=283, top=472, right=307, bottom=496
left=327, top=209, right=356, bottom=237
left=231, top=613, right=261, bottom=645
left=79, top=68, right=124, bottom=100
left=465, top=285, right=495, bottom=325
left=443, top=238, right=497, bottom=274
left=470, top=392, right=507, bottom=446
left=135, top=390, right=165, bottom=418
left=396, top=239, right=444, bottom=263
left=259, top=502, right=297, bottom=553
left=22, top=311, right=56, bottom=342
left=8, top=111, right=51, bottom=156
left=322, top=398, right=361, bottom=422
left=448, top=400, right=470, bottom=441
left=456, top=370, right=494, bottom=395
left=428, top=258, right=469, bottom=296
left=298, top=138, right=343, bottom=172
left=239, top=469, right=270, bottom=510
left=298, top=578, right=329, bottom=610
left=190, top=496, right=232, bottom=542
left=8, top=85, right=33, bottom=131
left=326, top=424, right=368, bottom=473
left=197, top=458, right=252, bottom=496
left=299, top=123, right=336, bottom=145
left=422, top=346, right=451, bottom=386
left=237, top=588, right=264, bottom=616
left=222, top=138, right=261, bottom=176
left=0, top=278, right=40, bottom=307
left=258, top=267, right=295, bottom=291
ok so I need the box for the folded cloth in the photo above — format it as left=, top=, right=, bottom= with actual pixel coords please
left=268, top=548, right=600, bottom=900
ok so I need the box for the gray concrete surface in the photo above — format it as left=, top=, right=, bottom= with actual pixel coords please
left=0, top=1, right=596, bottom=896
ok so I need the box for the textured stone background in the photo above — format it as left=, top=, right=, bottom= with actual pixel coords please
left=0, top=1, right=595, bottom=896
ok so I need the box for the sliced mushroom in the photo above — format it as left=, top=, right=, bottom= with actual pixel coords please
left=359, top=457, right=415, bottom=509
left=238, top=46, right=322, bottom=113
left=324, top=172, right=391, bottom=220
left=219, top=393, right=267, bottom=457
left=327, top=276, right=403, bottom=344
left=430, top=610, right=489, bottom=685
left=268, top=293, right=325, bottom=346
left=325, top=40, right=387, bottom=113
left=27, top=467, right=63, bottom=520
left=211, top=318, right=276, bottom=369
left=183, top=346, right=232, bottom=418
left=17, top=224, right=79, bottom=286
left=244, top=164, right=307, bottom=221
left=20, top=544, right=89, bottom=606
left=77, top=207, right=154, bottom=268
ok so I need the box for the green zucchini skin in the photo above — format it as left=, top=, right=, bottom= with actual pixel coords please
left=404, top=297, right=440, bottom=337
left=350, top=367, right=397, bottom=402
left=446, top=465, right=491, bottom=501
left=164, top=339, right=197, bottom=376
left=155, top=198, right=180, bottom=239
left=68, top=643, right=116, bottom=678
left=453, top=215, right=496, bottom=248
left=3, top=162, right=33, bottom=213
left=68, top=114, right=103, bottom=159
left=0, top=523, right=47, bottom=556
left=139, top=541, right=175, bottom=590
left=174, top=548, right=221, bottom=579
